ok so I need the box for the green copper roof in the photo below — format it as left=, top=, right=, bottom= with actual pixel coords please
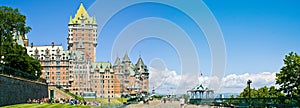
left=123, top=53, right=130, bottom=62
left=136, top=57, right=144, bottom=67
left=129, top=63, right=135, bottom=76
left=114, top=57, right=121, bottom=65
left=193, top=84, right=205, bottom=91
left=91, top=62, right=113, bottom=72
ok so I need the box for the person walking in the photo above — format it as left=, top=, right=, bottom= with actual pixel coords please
left=180, top=97, right=185, bottom=108
left=108, top=97, right=111, bottom=106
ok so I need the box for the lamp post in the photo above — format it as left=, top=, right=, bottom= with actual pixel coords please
left=247, top=80, right=252, bottom=107
left=1, top=56, right=5, bottom=74
left=46, top=74, right=50, bottom=85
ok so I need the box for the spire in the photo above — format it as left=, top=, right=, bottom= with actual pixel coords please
left=68, top=15, right=73, bottom=24
left=114, top=57, right=121, bottom=65
left=76, top=3, right=89, bottom=18
left=123, top=53, right=130, bottom=62
left=136, top=57, right=145, bottom=67
left=93, top=16, right=97, bottom=24
left=70, top=2, right=96, bottom=25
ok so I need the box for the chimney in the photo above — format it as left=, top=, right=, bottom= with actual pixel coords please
left=52, top=41, right=54, bottom=48
left=31, top=42, right=33, bottom=48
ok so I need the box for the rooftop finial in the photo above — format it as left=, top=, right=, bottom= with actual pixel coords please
left=139, top=51, right=141, bottom=58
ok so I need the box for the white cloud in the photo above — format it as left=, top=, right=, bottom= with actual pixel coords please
left=149, top=66, right=277, bottom=94
left=149, top=67, right=181, bottom=94
left=149, top=67, right=198, bottom=94
left=220, top=72, right=277, bottom=93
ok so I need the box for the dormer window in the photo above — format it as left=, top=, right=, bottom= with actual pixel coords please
left=46, top=49, right=49, bottom=55
left=56, top=48, right=60, bottom=53
left=34, top=50, right=39, bottom=55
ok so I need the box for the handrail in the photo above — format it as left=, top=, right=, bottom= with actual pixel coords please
left=0, top=64, right=44, bottom=82
left=189, top=97, right=300, bottom=107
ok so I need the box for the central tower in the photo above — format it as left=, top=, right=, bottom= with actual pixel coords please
left=67, top=3, right=97, bottom=62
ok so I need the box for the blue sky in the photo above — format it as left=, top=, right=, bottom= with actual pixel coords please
left=1, top=0, right=300, bottom=93
left=206, top=0, right=300, bottom=74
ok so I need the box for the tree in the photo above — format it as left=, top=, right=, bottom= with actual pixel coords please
left=239, top=87, right=257, bottom=98
left=229, top=94, right=235, bottom=98
left=0, top=6, right=31, bottom=49
left=257, top=86, right=269, bottom=98
left=268, top=86, right=285, bottom=97
left=0, top=6, right=41, bottom=78
left=276, top=52, right=300, bottom=97
left=238, top=86, right=284, bottom=98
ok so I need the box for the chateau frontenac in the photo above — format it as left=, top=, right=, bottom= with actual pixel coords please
left=22, top=3, right=149, bottom=98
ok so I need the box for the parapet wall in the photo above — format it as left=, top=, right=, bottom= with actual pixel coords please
left=0, top=74, right=48, bottom=106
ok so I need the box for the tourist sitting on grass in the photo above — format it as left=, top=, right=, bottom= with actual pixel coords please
left=27, top=98, right=31, bottom=103
left=69, top=99, right=74, bottom=105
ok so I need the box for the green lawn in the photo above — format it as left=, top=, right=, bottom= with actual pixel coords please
left=1, top=103, right=92, bottom=108
left=84, top=98, right=128, bottom=106
left=2, top=98, right=128, bottom=108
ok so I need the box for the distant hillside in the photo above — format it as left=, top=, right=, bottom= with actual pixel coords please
left=216, top=93, right=240, bottom=98
left=154, top=93, right=240, bottom=98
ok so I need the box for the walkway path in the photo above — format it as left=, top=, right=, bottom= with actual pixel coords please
left=125, top=100, right=209, bottom=108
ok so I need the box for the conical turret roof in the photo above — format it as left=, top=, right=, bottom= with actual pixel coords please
left=136, top=57, right=145, bottom=67
left=123, top=53, right=130, bottom=62
left=114, top=57, right=121, bottom=65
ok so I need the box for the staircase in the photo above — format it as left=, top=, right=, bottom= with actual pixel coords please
left=48, top=85, right=72, bottom=99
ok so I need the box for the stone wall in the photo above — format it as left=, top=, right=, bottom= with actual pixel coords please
left=0, top=74, right=48, bottom=106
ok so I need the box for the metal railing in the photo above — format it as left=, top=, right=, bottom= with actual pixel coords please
left=0, top=64, right=42, bottom=82
left=189, top=97, right=300, bottom=107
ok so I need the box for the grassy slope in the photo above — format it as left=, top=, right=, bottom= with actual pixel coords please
left=2, top=98, right=128, bottom=108
left=2, top=103, right=91, bottom=108
left=84, top=98, right=128, bottom=106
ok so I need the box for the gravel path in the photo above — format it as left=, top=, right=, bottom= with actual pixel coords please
left=125, top=100, right=210, bottom=108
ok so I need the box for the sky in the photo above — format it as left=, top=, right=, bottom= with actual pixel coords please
left=1, top=0, right=300, bottom=94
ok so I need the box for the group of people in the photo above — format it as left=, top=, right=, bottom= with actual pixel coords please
left=26, top=97, right=51, bottom=104
left=160, top=97, right=186, bottom=107
left=161, top=97, right=180, bottom=103
left=26, top=97, right=101, bottom=106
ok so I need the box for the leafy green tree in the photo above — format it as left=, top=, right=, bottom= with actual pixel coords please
left=257, top=86, right=269, bottom=98
left=268, top=86, right=285, bottom=97
left=0, top=6, right=31, bottom=47
left=239, top=86, right=284, bottom=98
left=276, top=52, right=300, bottom=97
left=239, top=87, right=257, bottom=98
left=0, top=6, right=41, bottom=78
left=229, top=94, right=235, bottom=98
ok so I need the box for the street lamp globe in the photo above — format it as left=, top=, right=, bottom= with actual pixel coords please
left=247, top=80, right=252, bottom=85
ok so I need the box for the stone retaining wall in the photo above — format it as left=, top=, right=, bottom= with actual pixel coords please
left=0, top=74, right=48, bottom=106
